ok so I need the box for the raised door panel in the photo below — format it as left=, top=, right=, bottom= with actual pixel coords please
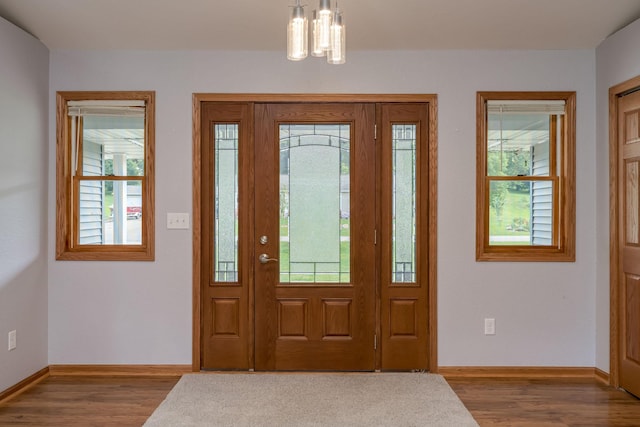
left=626, top=161, right=640, bottom=245
left=625, top=109, right=640, bottom=144
left=322, top=299, right=353, bottom=339
left=211, top=298, right=240, bottom=337
left=278, top=299, right=309, bottom=339
left=389, top=299, right=418, bottom=338
left=622, top=273, right=640, bottom=393
left=625, top=275, right=640, bottom=365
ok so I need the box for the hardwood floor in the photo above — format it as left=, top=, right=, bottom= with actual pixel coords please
left=0, top=376, right=179, bottom=426
left=447, top=377, right=640, bottom=426
left=1, top=375, right=640, bottom=426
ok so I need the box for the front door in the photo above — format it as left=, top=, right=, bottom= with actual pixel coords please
left=254, top=103, right=376, bottom=370
left=198, top=96, right=434, bottom=372
left=617, top=89, right=640, bottom=397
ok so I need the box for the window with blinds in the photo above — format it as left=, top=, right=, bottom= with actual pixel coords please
left=476, top=93, right=575, bottom=262
left=56, top=92, right=155, bottom=261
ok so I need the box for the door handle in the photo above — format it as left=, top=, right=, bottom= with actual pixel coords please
left=259, top=253, right=278, bottom=264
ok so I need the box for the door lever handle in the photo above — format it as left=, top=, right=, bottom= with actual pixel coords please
left=258, top=253, right=278, bottom=264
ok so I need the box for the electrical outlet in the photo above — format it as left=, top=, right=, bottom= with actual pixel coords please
left=8, top=330, right=16, bottom=351
left=484, top=318, right=496, bottom=335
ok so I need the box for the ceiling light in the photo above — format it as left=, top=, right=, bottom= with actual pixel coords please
left=288, top=0, right=346, bottom=64
left=327, top=6, right=345, bottom=64
left=287, top=0, right=308, bottom=61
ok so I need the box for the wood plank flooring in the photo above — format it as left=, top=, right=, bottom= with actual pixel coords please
left=0, top=376, right=179, bottom=426
left=447, top=377, right=640, bottom=426
left=1, top=375, right=640, bottom=426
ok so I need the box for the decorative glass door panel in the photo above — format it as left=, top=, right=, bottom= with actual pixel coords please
left=214, top=124, right=239, bottom=282
left=392, top=124, right=416, bottom=283
left=279, top=124, right=350, bottom=283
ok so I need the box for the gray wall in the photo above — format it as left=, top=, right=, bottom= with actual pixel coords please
left=48, top=48, right=597, bottom=367
left=7, top=13, right=634, bottom=380
left=595, top=19, right=640, bottom=372
left=0, top=17, right=49, bottom=391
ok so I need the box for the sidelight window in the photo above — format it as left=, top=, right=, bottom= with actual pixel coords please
left=392, top=124, right=417, bottom=282
left=214, top=123, right=239, bottom=282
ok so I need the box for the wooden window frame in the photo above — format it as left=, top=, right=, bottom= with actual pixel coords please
left=56, top=91, right=155, bottom=261
left=476, top=91, right=576, bottom=262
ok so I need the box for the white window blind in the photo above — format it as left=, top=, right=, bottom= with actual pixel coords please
left=487, top=100, right=566, bottom=114
left=67, top=100, right=145, bottom=117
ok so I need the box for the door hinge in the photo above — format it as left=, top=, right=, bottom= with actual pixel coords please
left=374, top=334, right=377, bottom=350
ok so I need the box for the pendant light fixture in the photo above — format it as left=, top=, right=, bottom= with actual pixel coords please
left=315, top=0, right=332, bottom=54
left=327, top=6, right=345, bottom=64
left=311, top=10, right=324, bottom=57
left=288, top=0, right=346, bottom=64
left=287, top=0, right=308, bottom=61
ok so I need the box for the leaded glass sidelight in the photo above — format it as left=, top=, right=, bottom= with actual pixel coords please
left=279, top=124, right=350, bottom=283
left=214, top=124, right=239, bottom=282
left=392, top=124, right=416, bottom=283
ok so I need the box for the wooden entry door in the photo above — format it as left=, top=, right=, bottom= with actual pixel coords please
left=197, top=96, right=435, bottom=372
left=254, top=103, right=376, bottom=370
left=617, top=89, right=640, bottom=397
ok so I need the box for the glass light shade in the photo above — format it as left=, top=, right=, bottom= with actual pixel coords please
left=317, top=0, right=332, bottom=52
left=311, top=10, right=324, bottom=57
left=327, top=11, right=345, bottom=64
left=287, top=4, right=308, bottom=61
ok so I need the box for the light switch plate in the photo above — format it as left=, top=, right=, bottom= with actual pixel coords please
left=484, top=318, right=496, bottom=335
left=8, top=330, right=16, bottom=351
left=167, top=213, right=190, bottom=229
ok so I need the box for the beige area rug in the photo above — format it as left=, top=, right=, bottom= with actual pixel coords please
left=144, top=373, right=478, bottom=427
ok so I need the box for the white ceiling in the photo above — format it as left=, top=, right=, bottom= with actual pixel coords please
left=1, top=0, right=640, bottom=51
